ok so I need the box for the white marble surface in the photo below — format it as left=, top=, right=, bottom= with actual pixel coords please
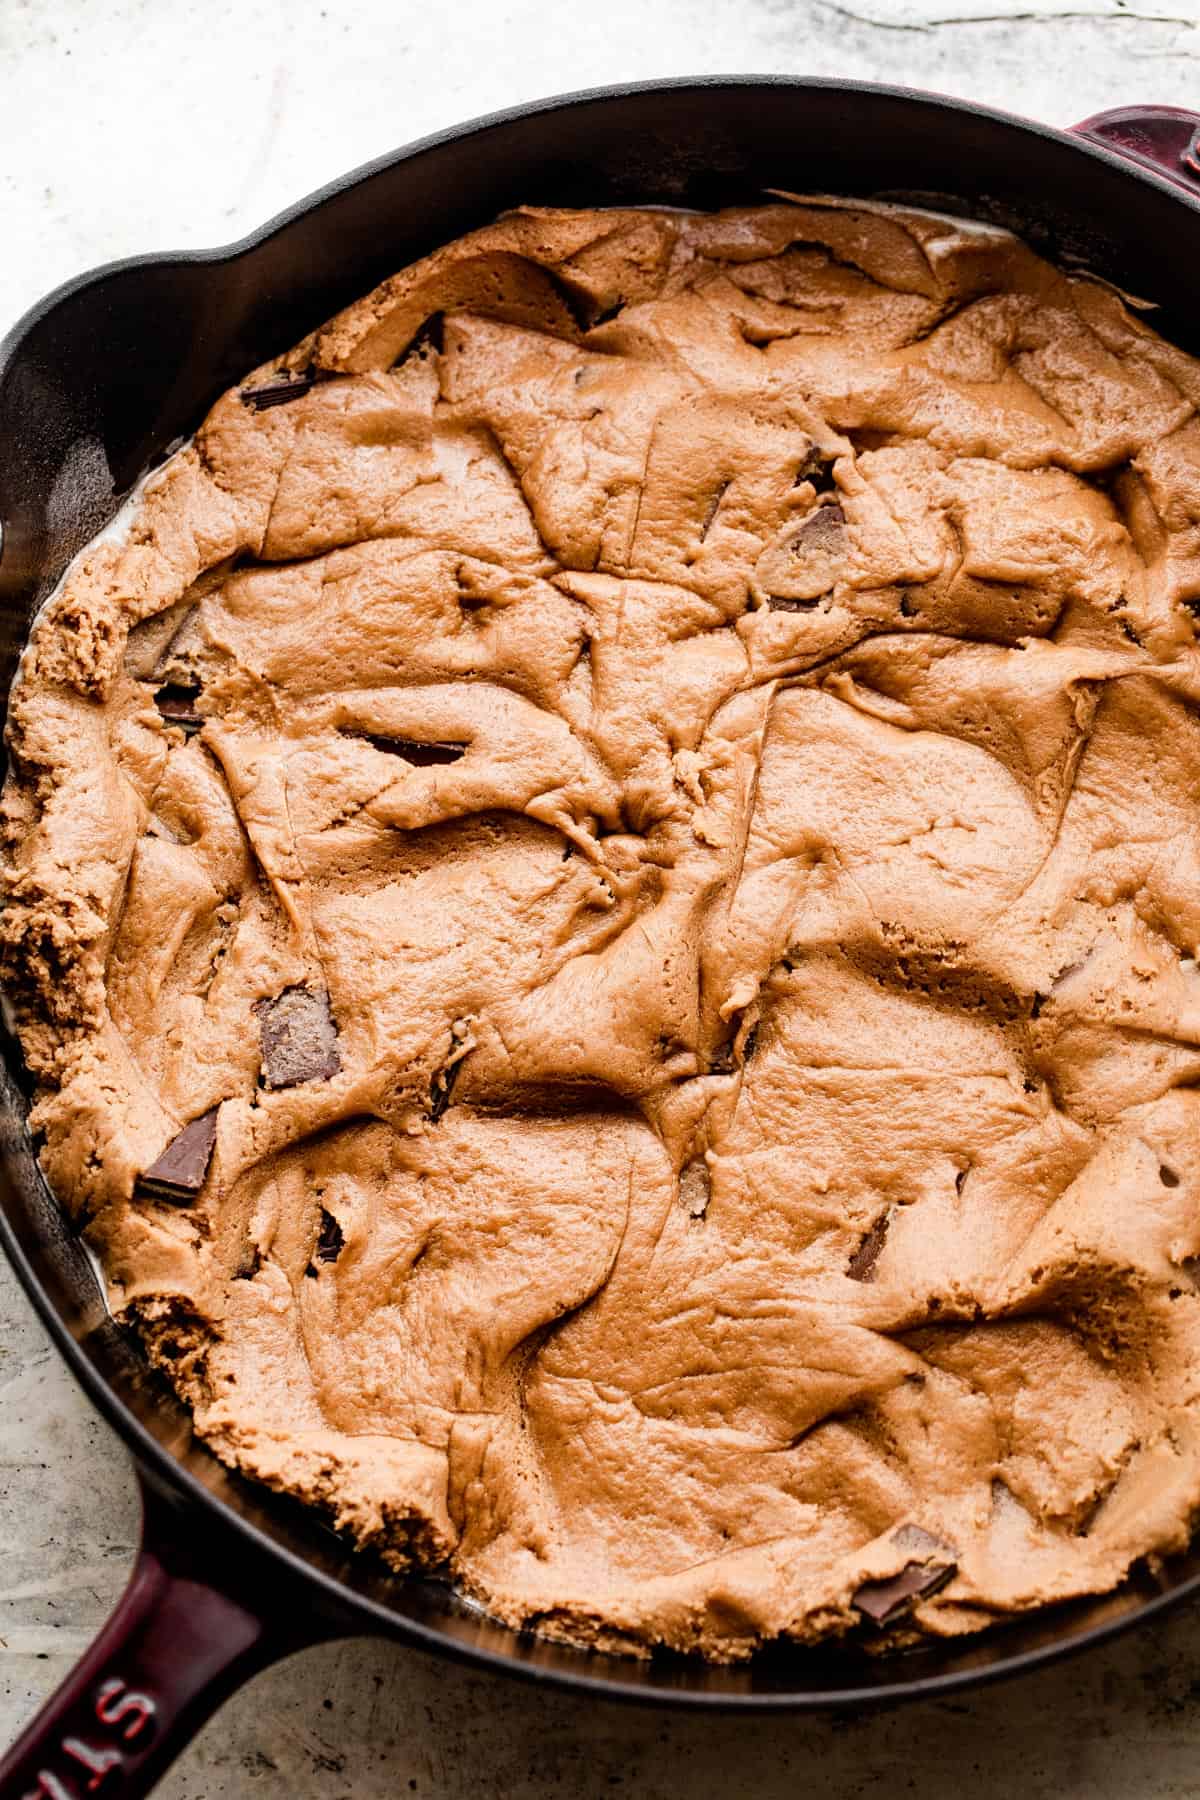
left=4, top=1, right=1200, bottom=1793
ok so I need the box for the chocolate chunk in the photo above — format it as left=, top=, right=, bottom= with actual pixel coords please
left=233, top=1243, right=263, bottom=1281
left=795, top=502, right=846, bottom=547
left=852, top=1556, right=956, bottom=1627
left=767, top=594, right=822, bottom=613
left=699, top=479, right=731, bottom=543
left=891, top=1522, right=953, bottom=1558
left=155, top=683, right=203, bottom=734
left=430, top=1022, right=475, bottom=1121
left=315, top=1207, right=345, bottom=1264
left=1160, top=1164, right=1181, bottom=1188
left=586, top=299, right=623, bottom=330
left=429, top=1054, right=462, bottom=1122
left=356, top=733, right=467, bottom=766
left=709, top=1010, right=758, bottom=1072
left=395, top=312, right=445, bottom=366
left=795, top=443, right=838, bottom=492
left=258, top=986, right=341, bottom=1089
left=757, top=502, right=848, bottom=606
left=847, top=1212, right=889, bottom=1282
left=137, top=1109, right=218, bottom=1203
left=240, top=369, right=316, bottom=411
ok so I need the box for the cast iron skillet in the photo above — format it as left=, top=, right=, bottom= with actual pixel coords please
left=2, top=76, right=1200, bottom=1800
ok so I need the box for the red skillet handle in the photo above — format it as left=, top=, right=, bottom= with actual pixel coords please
left=0, top=1478, right=330, bottom=1800
left=1072, top=104, right=1200, bottom=193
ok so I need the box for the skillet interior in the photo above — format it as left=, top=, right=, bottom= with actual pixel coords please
left=4, top=76, right=1200, bottom=1708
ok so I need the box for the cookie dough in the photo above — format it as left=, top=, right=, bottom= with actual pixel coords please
left=7, top=198, right=1200, bottom=1661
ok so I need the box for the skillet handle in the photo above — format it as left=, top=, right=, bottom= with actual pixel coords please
left=1072, top=104, right=1200, bottom=192
left=0, top=1479, right=329, bottom=1800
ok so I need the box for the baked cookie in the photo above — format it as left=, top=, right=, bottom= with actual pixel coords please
left=7, top=199, right=1200, bottom=1659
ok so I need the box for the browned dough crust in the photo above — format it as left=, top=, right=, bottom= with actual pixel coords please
left=8, top=199, right=1200, bottom=1660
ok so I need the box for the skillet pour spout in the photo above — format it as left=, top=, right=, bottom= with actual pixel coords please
left=3, top=79, right=1200, bottom=1799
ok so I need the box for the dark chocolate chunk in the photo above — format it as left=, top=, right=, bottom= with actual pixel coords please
left=770, top=597, right=827, bottom=619
left=709, top=1011, right=759, bottom=1071
left=767, top=594, right=822, bottom=613
left=891, top=1522, right=953, bottom=1558
left=233, top=1242, right=263, bottom=1281
left=240, top=369, right=316, bottom=411
left=137, top=1109, right=218, bottom=1203
left=395, top=312, right=445, bottom=366
left=356, top=733, right=467, bottom=766
left=155, top=682, right=203, bottom=734
left=429, top=1054, right=463, bottom=1122
left=757, top=501, right=848, bottom=607
left=795, top=501, right=846, bottom=545
left=315, top=1207, right=345, bottom=1264
left=258, top=986, right=341, bottom=1089
left=852, top=1557, right=956, bottom=1627
left=1160, top=1164, right=1181, bottom=1188
left=699, top=479, right=731, bottom=543
left=795, top=443, right=838, bottom=492
left=585, top=299, right=623, bottom=330
left=847, top=1211, right=890, bottom=1282
left=429, top=1022, right=474, bottom=1121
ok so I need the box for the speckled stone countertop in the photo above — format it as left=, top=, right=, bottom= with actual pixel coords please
left=4, top=2, right=1200, bottom=1793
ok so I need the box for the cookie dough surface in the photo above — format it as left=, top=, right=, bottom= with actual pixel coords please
left=7, top=198, right=1200, bottom=1660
